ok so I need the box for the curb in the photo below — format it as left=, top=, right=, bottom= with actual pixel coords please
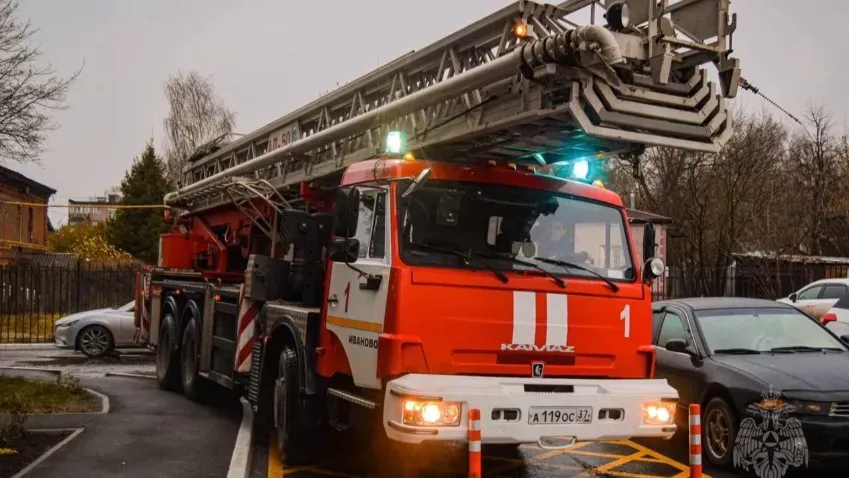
left=104, top=371, right=156, bottom=380
left=84, top=388, right=110, bottom=414
left=0, top=343, right=55, bottom=351
left=11, top=428, right=84, bottom=478
left=0, top=366, right=62, bottom=375
left=226, top=397, right=254, bottom=478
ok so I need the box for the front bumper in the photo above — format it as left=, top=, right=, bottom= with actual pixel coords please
left=383, top=374, right=678, bottom=445
left=53, top=326, right=74, bottom=348
left=796, top=416, right=849, bottom=461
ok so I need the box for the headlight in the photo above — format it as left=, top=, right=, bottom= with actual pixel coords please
left=786, top=400, right=830, bottom=416
left=402, top=399, right=462, bottom=427
left=642, top=401, right=676, bottom=425
left=56, top=319, right=79, bottom=328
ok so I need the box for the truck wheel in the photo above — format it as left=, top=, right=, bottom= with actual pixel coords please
left=180, top=318, right=203, bottom=401
left=273, top=346, right=311, bottom=465
left=156, top=313, right=180, bottom=391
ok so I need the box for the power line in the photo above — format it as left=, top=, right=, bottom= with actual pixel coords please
left=0, top=200, right=166, bottom=209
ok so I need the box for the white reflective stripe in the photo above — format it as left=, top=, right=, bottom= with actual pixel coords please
left=689, top=454, right=702, bottom=465
left=470, top=420, right=481, bottom=431
left=545, top=293, right=568, bottom=346
left=512, top=291, right=536, bottom=344
left=469, top=441, right=481, bottom=453
left=690, top=434, right=701, bottom=445
left=689, top=415, right=701, bottom=426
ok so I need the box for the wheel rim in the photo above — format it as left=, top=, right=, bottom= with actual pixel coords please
left=80, top=327, right=109, bottom=356
left=706, top=407, right=731, bottom=459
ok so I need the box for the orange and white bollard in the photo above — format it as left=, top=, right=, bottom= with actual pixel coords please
left=689, top=404, right=702, bottom=478
left=468, top=408, right=482, bottom=478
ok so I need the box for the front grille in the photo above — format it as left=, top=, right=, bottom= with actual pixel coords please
left=246, top=340, right=263, bottom=405
left=829, top=402, right=849, bottom=417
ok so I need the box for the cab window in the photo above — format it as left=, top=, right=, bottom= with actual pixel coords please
left=351, top=188, right=387, bottom=261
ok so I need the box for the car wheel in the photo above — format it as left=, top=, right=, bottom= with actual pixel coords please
left=180, top=318, right=203, bottom=401
left=78, top=325, right=114, bottom=358
left=703, top=397, right=738, bottom=468
left=156, top=313, right=181, bottom=391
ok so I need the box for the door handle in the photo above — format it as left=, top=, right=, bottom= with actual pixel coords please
left=327, top=294, right=338, bottom=306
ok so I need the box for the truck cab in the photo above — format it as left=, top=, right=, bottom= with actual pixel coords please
left=312, top=146, right=677, bottom=446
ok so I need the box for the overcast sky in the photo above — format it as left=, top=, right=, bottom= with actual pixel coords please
left=9, top=0, right=849, bottom=226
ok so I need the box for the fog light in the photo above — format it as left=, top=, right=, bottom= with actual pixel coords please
left=402, top=399, right=462, bottom=427
left=642, top=401, right=675, bottom=425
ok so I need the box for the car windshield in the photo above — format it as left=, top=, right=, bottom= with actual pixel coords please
left=696, top=307, right=846, bottom=354
left=396, top=179, right=635, bottom=281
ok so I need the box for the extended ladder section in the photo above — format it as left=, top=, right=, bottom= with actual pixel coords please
left=166, top=0, right=741, bottom=210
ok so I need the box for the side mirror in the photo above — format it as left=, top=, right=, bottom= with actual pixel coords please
left=789, top=293, right=798, bottom=303
left=839, top=335, right=849, bottom=345
left=329, top=237, right=359, bottom=263
left=401, top=168, right=432, bottom=198
left=665, top=339, right=694, bottom=355
left=642, top=222, right=656, bottom=263
left=643, top=257, right=665, bottom=282
left=333, top=187, right=360, bottom=238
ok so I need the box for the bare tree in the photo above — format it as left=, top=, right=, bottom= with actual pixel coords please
left=162, top=71, right=235, bottom=185
left=0, top=0, right=81, bottom=163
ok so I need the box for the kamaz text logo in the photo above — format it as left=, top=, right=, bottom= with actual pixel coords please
left=501, top=343, right=575, bottom=352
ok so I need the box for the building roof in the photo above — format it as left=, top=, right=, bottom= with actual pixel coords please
left=628, top=208, right=672, bottom=224
left=0, top=164, right=56, bottom=199
left=655, top=297, right=794, bottom=311
left=732, top=252, right=849, bottom=265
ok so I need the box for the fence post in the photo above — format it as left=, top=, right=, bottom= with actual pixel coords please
left=75, top=259, right=82, bottom=311
left=689, top=404, right=702, bottom=478
left=468, top=408, right=481, bottom=478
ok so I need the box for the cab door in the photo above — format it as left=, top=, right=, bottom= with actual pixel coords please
left=326, top=186, right=391, bottom=389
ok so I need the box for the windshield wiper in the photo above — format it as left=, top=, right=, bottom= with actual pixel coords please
left=409, top=242, right=509, bottom=283
left=477, top=252, right=566, bottom=289
left=533, top=257, right=619, bottom=292
left=769, top=345, right=844, bottom=353
left=713, top=348, right=762, bottom=355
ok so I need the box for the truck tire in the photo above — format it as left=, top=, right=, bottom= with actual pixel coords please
left=274, top=346, right=312, bottom=465
left=156, top=313, right=181, bottom=391
left=180, top=318, right=203, bottom=401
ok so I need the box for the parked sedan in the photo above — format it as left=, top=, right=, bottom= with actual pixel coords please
left=53, top=301, right=138, bottom=357
left=652, top=297, right=849, bottom=468
left=777, top=278, right=849, bottom=319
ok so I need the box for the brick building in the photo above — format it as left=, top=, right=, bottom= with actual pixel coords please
left=0, top=164, right=56, bottom=265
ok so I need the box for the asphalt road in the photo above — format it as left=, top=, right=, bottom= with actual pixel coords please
left=1, top=348, right=241, bottom=477
left=252, top=428, right=698, bottom=478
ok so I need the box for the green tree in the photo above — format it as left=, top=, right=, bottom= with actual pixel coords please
left=106, top=141, right=172, bottom=263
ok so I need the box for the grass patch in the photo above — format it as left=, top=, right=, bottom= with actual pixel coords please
left=0, top=313, right=61, bottom=343
left=0, top=375, right=100, bottom=414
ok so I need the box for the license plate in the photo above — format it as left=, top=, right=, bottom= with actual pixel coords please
left=528, top=407, right=593, bottom=425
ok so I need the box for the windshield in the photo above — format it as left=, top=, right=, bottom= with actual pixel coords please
left=396, top=180, right=635, bottom=281
left=696, top=307, right=846, bottom=353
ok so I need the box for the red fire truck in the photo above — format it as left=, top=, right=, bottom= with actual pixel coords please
left=134, top=0, right=741, bottom=464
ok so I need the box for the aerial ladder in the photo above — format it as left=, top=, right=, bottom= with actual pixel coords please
left=139, top=0, right=743, bottom=467
left=166, top=0, right=740, bottom=212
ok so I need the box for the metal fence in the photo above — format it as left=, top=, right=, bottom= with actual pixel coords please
left=652, top=262, right=849, bottom=301
left=0, top=261, right=142, bottom=343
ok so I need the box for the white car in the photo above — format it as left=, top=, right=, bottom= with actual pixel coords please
left=53, top=301, right=139, bottom=357
left=777, top=278, right=849, bottom=320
